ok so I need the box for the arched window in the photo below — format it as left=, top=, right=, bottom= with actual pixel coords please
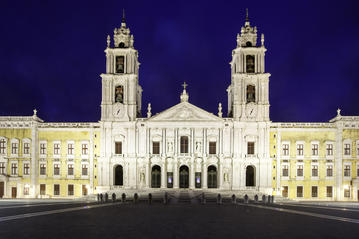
left=246, top=85, right=255, bottom=103
left=246, top=41, right=252, bottom=47
left=115, top=85, right=124, bottom=103
left=246, top=165, right=255, bottom=187
left=246, top=55, right=255, bottom=73
left=207, top=165, right=217, bottom=188
left=179, top=165, right=189, bottom=188
left=180, top=136, right=189, bottom=154
left=151, top=165, right=161, bottom=188
left=114, top=165, right=123, bottom=186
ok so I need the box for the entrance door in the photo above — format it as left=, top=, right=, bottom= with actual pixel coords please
left=246, top=165, right=255, bottom=187
left=114, top=165, right=123, bottom=186
left=179, top=165, right=189, bottom=188
left=0, top=182, right=4, bottom=198
left=11, top=187, right=17, bottom=199
left=151, top=165, right=161, bottom=188
left=207, top=166, right=217, bottom=188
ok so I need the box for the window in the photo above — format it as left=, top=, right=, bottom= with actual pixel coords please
left=54, top=143, right=60, bottom=155
left=0, top=162, right=5, bottom=174
left=297, top=165, right=303, bottom=177
left=312, top=144, right=318, bottom=156
left=23, top=143, right=30, bottom=155
left=68, top=143, right=74, bottom=155
left=282, top=186, right=288, bottom=198
left=344, top=144, right=351, bottom=156
left=344, top=165, right=351, bottom=177
left=115, top=56, right=125, bottom=74
left=152, top=142, right=160, bottom=155
left=312, top=165, right=318, bottom=177
left=357, top=144, right=359, bottom=157
left=23, top=186, right=29, bottom=196
left=297, top=144, right=304, bottom=156
left=54, top=164, right=60, bottom=176
left=209, top=142, right=216, bottom=155
left=282, top=144, right=289, bottom=156
left=326, top=165, right=333, bottom=177
left=246, top=85, right=255, bottom=103
left=282, top=165, right=289, bottom=177
left=82, top=144, right=88, bottom=155
left=68, top=184, right=74, bottom=196
left=246, top=55, right=255, bottom=73
left=247, top=142, right=255, bottom=155
left=311, top=186, right=318, bottom=198
left=357, top=165, right=359, bottom=178
left=297, top=186, right=303, bottom=198
left=68, top=164, right=74, bottom=176
left=180, top=136, right=189, bottom=154
left=54, top=184, right=60, bottom=196
left=344, top=189, right=350, bottom=198
left=40, top=184, right=46, bottom=195
left=23, top=163, right=30, bottom=175
left=40, top=143, right=46, bottom=155
left=11, top=143, right=18, bottom=154
left=326, top=144, right=333, bottom=156
left=40, top=164, right=46, bottom=176
left=115, top=142, right=122, bottom=155
left=0, top=139, right=6, bottom=154
left=326, top=186, right=333, bottom=197
left=11, top=163, right=17, bottom=175
left=82, top=164, right=88, bottom=176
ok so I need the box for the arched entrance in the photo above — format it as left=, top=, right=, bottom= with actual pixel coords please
left=151, top=165, right=161, bottom=188
left=246, top=165, right=255, bottom=186
left=207, top=165, right=217, bottom=188
left=114, top=165, right=123, bottom=186
left=179, top=165, right=189, bottom=188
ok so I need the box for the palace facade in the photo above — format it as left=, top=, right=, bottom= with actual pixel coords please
left=1, top=14, right=359, bottom=201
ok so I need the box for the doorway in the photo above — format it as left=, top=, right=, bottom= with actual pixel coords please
left=11, top=187, right=17, bottom=198
left=151, top=165, right=161, bottom=188
left=246, top=165, right=255, bottom=187
left=114, top=165, right=123, bottom=186
left=207, top=165, right=217, bottom=188
left=179, top=165, right=189, bottom=188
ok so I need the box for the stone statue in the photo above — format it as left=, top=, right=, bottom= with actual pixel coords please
left=196, top=142, right=202, bottom=153
left=167, top=142, right=173, bottom=152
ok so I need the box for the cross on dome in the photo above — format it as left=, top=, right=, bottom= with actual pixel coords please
left=180, top=82, right=189, bottom=102
left=182, top=82, right=188, bottom=90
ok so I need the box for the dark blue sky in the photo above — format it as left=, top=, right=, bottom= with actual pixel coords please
left=0, top=0, right=358, bottom=122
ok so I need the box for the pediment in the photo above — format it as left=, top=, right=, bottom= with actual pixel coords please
left=148, top=102, right=222, bottom=122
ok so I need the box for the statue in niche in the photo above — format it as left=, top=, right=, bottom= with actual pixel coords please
left=224, top=173, right=229, bottom=182
left=195, top=142, right=202, bottom=153
left=140, top=168, right=145, bottom=183
left=115, top=85, right=124, bottom=103
left=167, top=142, right=173, bottom=152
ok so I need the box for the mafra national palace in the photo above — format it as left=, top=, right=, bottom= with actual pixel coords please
left=0, top=13, right=359, bottom=201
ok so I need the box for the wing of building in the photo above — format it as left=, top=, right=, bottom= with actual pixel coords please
left=0, top=13, right=358, bottom=201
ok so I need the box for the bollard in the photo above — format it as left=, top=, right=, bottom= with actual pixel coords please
left=100, top=193, right=103, bottom=203
left=97, top=193, right=100, bottom=202
left=244, top=194, right=248, bottom=204
left=163, top=192, right=168, bottom=205
left=134, top=193, right=139, bottom=204
left=217, top=194, right=222, bottom=205
left=231, top=194, right=236, bottom=204
left=271, top=195, right=274, bottom=204
left=105, top=193, right=109, bottom=202
left=267, top=195, right=271, bottom=204
left=148, top=193, right=152, bottom=204
left=262, top=195, right=266, bottom=204
left=112, top=193, right=116, bottom=202
left=121, top=193, right=126, bottom=203
left=201, top=192, right=206, bottom=205
left=254, top=194, right=258, bottom=202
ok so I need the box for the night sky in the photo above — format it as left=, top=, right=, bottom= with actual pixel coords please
left=0, top=0, right=358, bottom=123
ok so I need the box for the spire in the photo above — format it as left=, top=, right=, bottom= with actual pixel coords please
left=122, top=9, right=126, bottom=23
left=246, top=8, right=249, bottom=22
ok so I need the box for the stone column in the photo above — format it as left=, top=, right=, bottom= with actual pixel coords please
left=218, top=162, right=223, bottom=189
left=202, top=161, right=207, bottom=189
left=189, top=160, right=195, bottom=189
left=161, top=162, right=166, bottom=189
left=145, top=162, right=150, bottom=188
left=173, top=161, right=179, bottom=188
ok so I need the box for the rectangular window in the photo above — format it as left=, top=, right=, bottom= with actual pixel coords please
left=54, top=164, right=60, bottom=176
left=11, top=163, right=17, bottom=175
left=195, top=172, right=201, bottom=188
left=326, top=144, right=333, bottom=156
left=0, top=162, right=5, bottom=174
left=282, top=186, right=288, bottom=198
left=327, top=165, right=333, bottom=177
left=282, top=165, right=289, bottom=177
left=297, top=186, right=303, bottom=198
left=67, top=143, right=74, bottom=155
left=344, top=165, right=351, bottom=177
left=209, top=142, right=216, bottom=155
left=23, top=143, right=30, bottom=155
left=115, top=56, right=125, bottom=73
left=282, top=144, right=289, bottom=156
left=68, top=184, right=74, bottom=196
left=311, top=186, right=318, bottom=198
left=357, top=166, right=359, bottom=178
left=312, top=165, right=318, bottom=177
left=247, top=142, right=255, bottom=155
left=54, top=143, right=60, bottom=155
left=82, top=164, right=88, bottom=176
left=152, top=142, right=160, bottom=155
left=40, top=143, right=46, bottom=155
left=11, top=143, right=18, bottom=154
left=297, top=144, right=304, bottom=156
left=68, top=164, right=74, bottom=176
left=23, top=187, right=29, bottom=196
left=326, top=186, right=333, bottom=197
left=54, top=184, right=60, bottom=196
left=344, top=144, right=351, bottom=155
left=82, top=185, right=88, bottom=196
left=40, top=184, right=46, bottom=195
left=312, top=144, right=318, bottom=156
left=180, top=136, right=189, bottom=154
left=297, top=165, right=303, bottom=177
left=344, top=189, right=350, bottom=198
left=40, top=164, right=46, bottom=176
left=115, top=142, right=122, bottom=155
left=23, top=163, right=30, bottom=175
left=0, top=139, right=5, bottom=154
left=82, top=144, right=88, bottom=155
left=167, top=172, right=173, bottom=188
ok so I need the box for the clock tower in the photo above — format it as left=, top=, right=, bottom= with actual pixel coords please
left=227, top=10, right=270, bottom=122
left=100, top=11, right=142, bottom=122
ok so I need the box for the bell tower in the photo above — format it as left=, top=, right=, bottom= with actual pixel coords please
left=227, top=10, right=270, bottom=122
left=100, top=11, right=142, bottom=121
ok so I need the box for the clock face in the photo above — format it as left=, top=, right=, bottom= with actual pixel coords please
left=246, top=104, right=257, bottom=118
left=113, top=103, right=124, bottom=117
